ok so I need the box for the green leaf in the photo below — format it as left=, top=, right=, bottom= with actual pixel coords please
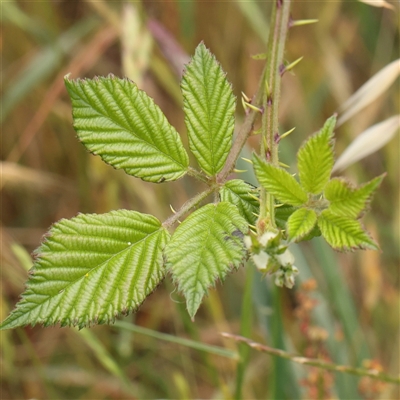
left=297, top=116, right=336, bottom=194
left=287, top=208, right=317, bottom=242
left=166, top=202, right=248, bottom=319
left=301, top=224, right=322, bottom=241
left=0, top=210, right=169, bottom=330
left=324, top=175, right=385, bottom=219
left=253, top=154, right=308, bottom=206
left=219, top=180, right=259, bottom=224
left=181, top=42, right=236, bottom=176
left=275, top=204, right=297, bottom=230
left=317, top=210, right=378, bottom=251
left=65, top=76, right=189, bottom=183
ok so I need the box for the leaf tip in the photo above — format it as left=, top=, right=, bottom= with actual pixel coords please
left=0, top=314, right=25, bottom=331
left=327, top=113, right=337, bottom=125
left=0, top=321, right=9, bottom=331
left=197, top=40, right=207, bottom=51
left=187, top=300, right=201, bottom=321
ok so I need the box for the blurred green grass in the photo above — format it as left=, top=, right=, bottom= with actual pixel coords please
left=1, top=1, right=399, bottom=399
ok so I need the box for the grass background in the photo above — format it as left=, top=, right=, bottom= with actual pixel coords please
left=1, top=1, right=399, bottom=399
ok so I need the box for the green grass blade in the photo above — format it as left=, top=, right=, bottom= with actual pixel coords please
left=234, top=263, right=254, bottom=399
left=236, top=1, right=269, bottom=44
left=114, top=321, right=238, bottom=359
left=310, top=238, right=371, bottom=363
left=77, top=329, right=138, bottom=395
left=2, top=17, right=98, bottom=122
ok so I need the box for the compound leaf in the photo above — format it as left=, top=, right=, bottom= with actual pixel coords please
left=317, top=210, right=378, bottom=251
left=166, top=202, right=248, bottom=319
left=253, top=154, right=308, bottom=206
left=287, top=208, right=317, bottom=242
left=181, top=42, right=236, bottom=176
left=325, top=175, right=384, bottom=219
left=297, top=116, right=336, bottom=194
left=65, top=76, right=189, bottom=183
left=0, top=210, right=169, bottom=330
left=219, top=179, right=259, bottom=224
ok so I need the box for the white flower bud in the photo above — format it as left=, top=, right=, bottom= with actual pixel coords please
left=275, top=270, right=285, bottom=287
left=276, top=248, right=295, bottom=267
left=284, top=272, right=296, bottom=289
left=252, top=251, right=270, bottom=271
left=259, top=231, right=277, bottom=247
left=244, top=235, right=252, bottom=250
left=283, top=266, right=299, bottom=289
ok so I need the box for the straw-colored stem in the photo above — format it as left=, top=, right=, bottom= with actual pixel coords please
left=222, top=333, right=400, bottom=385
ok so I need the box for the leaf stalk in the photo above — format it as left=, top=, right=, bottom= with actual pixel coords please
left=187, top=166, right=209, bottom=183
left=163, top=186, right=215, bottom=229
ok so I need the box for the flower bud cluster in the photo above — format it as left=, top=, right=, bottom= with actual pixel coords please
left=244, top=230, right=298, bottom=289
left=274, top=265, right=299, bottom=289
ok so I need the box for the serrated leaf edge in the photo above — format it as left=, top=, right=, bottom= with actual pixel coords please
left=317, top=210, right=379, bottom=252
left=166, top=202, right=248, bottom=319
left=65, top=75, right=189, bottom=183
left=0, top=211, right=170, bottom=330
left=181, top=42, right=236, bottom=176
left=287, top=208, right=318, bottom=242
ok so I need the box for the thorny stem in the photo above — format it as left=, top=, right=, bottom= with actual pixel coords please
left=215, top=71, right=266, bottom=184
left=162, top=186, right=215, bottom=229
left=259, top=0, right=291, bottom=231
left=221, top=333, right=400, bottom=385
left=163, top=0, right=291, bottom=228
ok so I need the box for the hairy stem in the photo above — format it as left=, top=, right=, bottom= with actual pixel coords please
left=215, top=81, right=265, bottom=184
left=162, top=186, right=215, bottom=229
left=258, top=0, right=291, bottom=231
left=187, top=167, right=209, bottom=183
